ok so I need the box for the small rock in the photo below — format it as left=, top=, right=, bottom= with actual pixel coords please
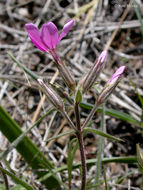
left=18, top=8, right=29, bottom=17
left=28, top=96, right=34, bottom=109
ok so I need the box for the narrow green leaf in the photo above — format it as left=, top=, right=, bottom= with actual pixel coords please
left=116, top=170, right=137, bottom=184
left=0, top=106, right=61, bottom=190
left=0, top=108, right=55, bottom=160
left=84, top=127, right=123, bottom=142
left=11, top=185, right=26, bottom=190
left=8, top=52, right=38, bottom=81
left=79, top=101, right=143, bottom=127
left=67, top=138, right=78, bottom=189
left=39, top=156, right=137, bottom=182
left=95, top=104, right=105, bottom=189
left=75, top=89, right=82, bottom=104
left=46, top=130, right=75, bottom=142
left=104, top=169, right=109, bottom=190
left=0, top=167, right=34, bottom=190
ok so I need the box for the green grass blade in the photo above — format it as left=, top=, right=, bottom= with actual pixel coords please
left=8, top=52, right=38, bottom=81
left=95, top=104, right=105, bottom=189
left=104, top=169, right=109, bottom=190
left=67, top=138, right=78, bottom=189
left=0, top=167, right=34, bottom=190
left=116, top=170, right=137, bottom=184
left=84, top=127, right=123, bottom=142
left=46, top=130, right=75, bottom=142
left=39, top=156, right=137, bottom=182
left=79, top=102, right=143, bottom=127
left=0, top=105, right=61, bottom=190
left=0, top=108, right=55, bottom=160
left=11, top=185, right=27, bottom=190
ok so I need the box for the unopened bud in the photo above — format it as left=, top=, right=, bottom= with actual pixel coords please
left=56, top=62, right=75, bottom=91
left=75, top=88, right=82, bottom=104
left=50, top=83, right=73, bottom=104
left=109, top=66, right=126, bottom=85
left=97, top=66, right=126, bottom=104
left=38, top=79, right=63, bottom=111
left=82, top=50, right=107, bottom=92
left=50, top=50, right=75, bottom=91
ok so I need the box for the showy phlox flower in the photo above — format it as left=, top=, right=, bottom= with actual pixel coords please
left=25, top=19, right=74, bottom=52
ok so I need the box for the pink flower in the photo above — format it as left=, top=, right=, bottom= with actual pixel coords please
left=96, top=66, right=126, bottom=105
left=25, top=19, right=74, bottom=52
left=96, top=50, right=107, bottom=70
left=109, top=66, right=126, bottom=85
left=82, top=50, right=107, bottom=92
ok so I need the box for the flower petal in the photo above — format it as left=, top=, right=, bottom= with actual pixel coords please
left=25, top=23, right=47, bottom=51
left=58, top=19, right=74, bottom=42
left=41, top=22, right=58, bottom=49
left=109, top=66, right=126, bottom=84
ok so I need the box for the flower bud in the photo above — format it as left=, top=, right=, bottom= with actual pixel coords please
left=75, top=88, right=82, bottom=104
left=50, top=83, right=73, bottom=104
left=97, top=66, right=126, bottom=105
left=56, top=61, right=76, bottom=91
left=82, top=50, right=107, bottom=92
left=50, top=50, right=76, bottom=91
left=38, top=79, right=64, bottom=111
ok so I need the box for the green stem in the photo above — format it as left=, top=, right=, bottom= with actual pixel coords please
left=82, top=102, right=99, bottom=130
left=74, top=103, right=86, bottom=190
left=62, top=110, right=77, bottom=131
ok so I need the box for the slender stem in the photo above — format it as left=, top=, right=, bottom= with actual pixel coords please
left=0, top=162, right=10, bottom=190
left=75, top=103, right=81, bottom=132
left=82, top=102, right=99, bottom=130
left=62, top=110, right=77, bottom=131
left=74, top=103, right=86, bottom=190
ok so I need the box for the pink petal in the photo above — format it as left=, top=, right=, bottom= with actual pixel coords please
left=109, top=66, right=126, bottom=84
left=25, top=23, right=47, bottom=52
left=41, top=22, right=58, bottom=49
left=95, top=50, right=107, bottom=70
left=98, top=50, right=108, bottom=64
left=58, top=19, right=74, bottom=42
